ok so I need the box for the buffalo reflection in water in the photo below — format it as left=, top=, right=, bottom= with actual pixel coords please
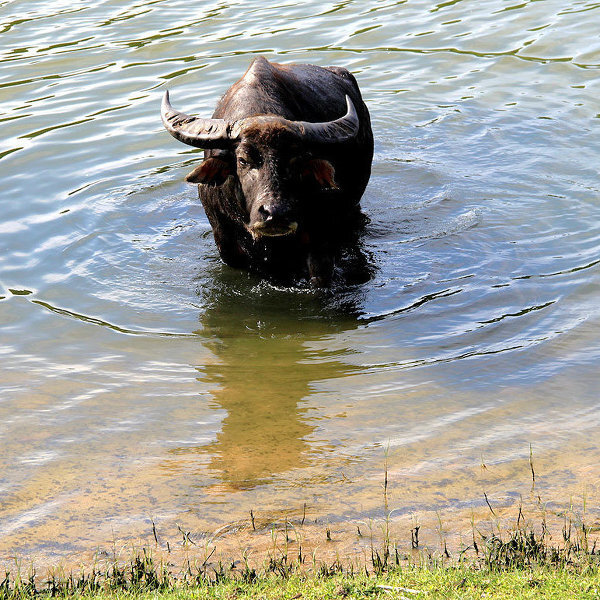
left=168, top=274, right=365, bottom=491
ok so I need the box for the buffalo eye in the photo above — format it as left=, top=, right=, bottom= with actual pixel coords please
left=237, top=155, right=258, bottom=169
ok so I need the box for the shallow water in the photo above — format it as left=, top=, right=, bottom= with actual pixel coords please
left=1, top=0, right=600, bottom=564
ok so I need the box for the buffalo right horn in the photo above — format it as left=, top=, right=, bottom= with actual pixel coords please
left=161, top=91, right=235, bottom=149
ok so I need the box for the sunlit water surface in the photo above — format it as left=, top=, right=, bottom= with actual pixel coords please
left=1, top=0, right=600, bottom=565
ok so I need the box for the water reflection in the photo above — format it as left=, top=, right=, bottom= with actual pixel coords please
left=171, top=276, right=365, bottom=491
left=199, top=331, right=315, bottom=490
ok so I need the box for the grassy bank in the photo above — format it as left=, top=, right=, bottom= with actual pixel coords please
left=2, top=564, right=599, bottom=599
left=2, top=522, right=599, bottom=599
left=10, top=568, right=598, bottom=600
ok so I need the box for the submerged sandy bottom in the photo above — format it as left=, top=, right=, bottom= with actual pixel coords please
left=3, top=439, right=598, bottom=575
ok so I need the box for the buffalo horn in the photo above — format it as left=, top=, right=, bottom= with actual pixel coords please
left=293, top=96, right=359, bottom=144
left=161, top=91, right=233, bottom=149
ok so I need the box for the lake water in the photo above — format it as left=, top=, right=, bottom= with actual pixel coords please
left=1, top=0, right=599, bottom=567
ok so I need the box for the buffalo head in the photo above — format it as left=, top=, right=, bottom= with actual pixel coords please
left=161, top=91, right=359, bottom=240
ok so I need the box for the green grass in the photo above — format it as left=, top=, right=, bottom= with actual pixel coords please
left=3, top=565, right=600, bottom=600
left=118, top=568, right=599, bottom=599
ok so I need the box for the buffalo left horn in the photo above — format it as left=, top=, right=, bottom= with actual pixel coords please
left=291, top=96, right=360, bottom=144
left=161, top=91, right=234, bottom=149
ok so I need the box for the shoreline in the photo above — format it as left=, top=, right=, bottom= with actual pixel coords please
left=3, top=442, right=599, bottom=574
left=3, top=461, right=599, bottom=597
left=1, top=520, right=598, bottom=599
left=2, top=487, right=598, bottom=596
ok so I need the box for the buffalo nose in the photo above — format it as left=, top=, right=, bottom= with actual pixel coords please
left=258, top=204, right=287, bottom=222
left=251, top=203, right=298, bottom=237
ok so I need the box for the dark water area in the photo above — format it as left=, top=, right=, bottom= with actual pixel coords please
left=1, top=0, right=599, bottom=565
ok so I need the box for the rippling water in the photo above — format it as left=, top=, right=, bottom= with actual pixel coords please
left=1, top=0, right=600, bottom=565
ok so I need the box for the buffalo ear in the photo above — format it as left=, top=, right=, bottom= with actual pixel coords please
left=302, top=158, right=339, bottom=190
left=186, top=157, right=231, bottom=185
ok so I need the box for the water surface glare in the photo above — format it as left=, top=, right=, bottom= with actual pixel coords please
left=1, top=0, right=600, bottom=564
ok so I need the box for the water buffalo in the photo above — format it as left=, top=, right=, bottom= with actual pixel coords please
left=161, top=57, right=373, bottom=286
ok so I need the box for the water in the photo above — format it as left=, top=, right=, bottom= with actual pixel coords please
left=1, top=0, right=600, bottom=565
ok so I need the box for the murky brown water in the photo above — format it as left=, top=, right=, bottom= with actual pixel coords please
left=1, top=0, right=600, bottom=568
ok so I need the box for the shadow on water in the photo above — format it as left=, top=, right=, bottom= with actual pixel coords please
left=168, top=269, right=367, bottom=491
